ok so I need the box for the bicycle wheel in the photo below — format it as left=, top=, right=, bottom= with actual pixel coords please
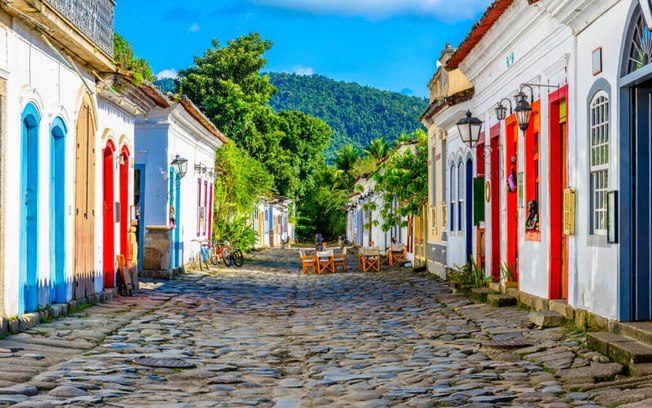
left=210, top=252, right=219, bottom=266
left=232, top=249, right=244, bottom=267
left=222, top=248, right=232, bottom=267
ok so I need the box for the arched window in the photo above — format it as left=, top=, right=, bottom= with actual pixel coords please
left=449, top=162, right=456, bottom=231
left=458, top=159, right=464, bottom=231
left=624, top=7, right=652, bottom=75
left=590, top=91, right=610, bottom=235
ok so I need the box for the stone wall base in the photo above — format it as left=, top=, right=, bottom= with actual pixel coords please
left=0, top=288, right=116, bottom=336
left=499, top=285, right=610, bottom=332
left=141, top=269, right=174, bottom=280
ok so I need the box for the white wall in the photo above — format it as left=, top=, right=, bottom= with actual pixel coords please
left=135, top=104, right=220, bottom=266
left=2, top=15, right=105, bottom=316
left=569, top=1, right=628, bottom=320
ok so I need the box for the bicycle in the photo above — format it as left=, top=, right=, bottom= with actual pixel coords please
left=193, top=239, right=210, bottom=271
left=210, top=240, right=233, bottom=268
left=224, top=243, right=244, bottom=267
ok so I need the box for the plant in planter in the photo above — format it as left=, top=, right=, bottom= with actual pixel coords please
left=500, top=262, right=518, bottom=288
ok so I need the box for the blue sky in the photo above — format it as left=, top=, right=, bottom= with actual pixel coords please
left=115, top=0, right=491, bottom=97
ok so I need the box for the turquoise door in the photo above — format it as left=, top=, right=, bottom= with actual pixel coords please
left=50, top=118, right=67, bottom=304
left=169, top=169, right=182, bottom=268
left=21, top=104, right=40, bottom=313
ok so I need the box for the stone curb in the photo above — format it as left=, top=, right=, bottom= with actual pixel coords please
left=0, top=289, right=115, bottom=335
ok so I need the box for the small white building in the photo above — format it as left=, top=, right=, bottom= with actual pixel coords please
left=259, top=196, right=294, bottom=248
left=135, top=96, right=226, bottom=277
left=347, top=176, right=409, bottom=256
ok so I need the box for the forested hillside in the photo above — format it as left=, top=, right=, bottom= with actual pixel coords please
left=268, top=73, right=428, bottom=158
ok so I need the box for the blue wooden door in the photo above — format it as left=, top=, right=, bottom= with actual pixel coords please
left=634, top=86, right=652, bottom=320
left=51, top=119, right=67, bottom=304
left=466, top=159, right=473, bottom=263
left=21, top=104, right=39, bottom=313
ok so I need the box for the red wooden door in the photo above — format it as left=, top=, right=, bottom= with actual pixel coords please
left=549, top=85, right=569, bottom=300
left=490, top=126, right=501, bottom=281
left=505, top=116, right=519, bottom=281
left=103, top=141, right=115, bottom=288
left=120, top=148, right=130, bottom=266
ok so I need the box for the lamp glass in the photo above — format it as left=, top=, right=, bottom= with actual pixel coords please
left=456, top=110, right=483, bottom=148
left=495, top=104, right=507, bottom=121
left=514, top=93, right=532, bottom=131
left=171, top=155, right=188, bottom=178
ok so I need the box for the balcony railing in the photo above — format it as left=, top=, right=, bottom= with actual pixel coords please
left=46, top=0, right=115, bottom=56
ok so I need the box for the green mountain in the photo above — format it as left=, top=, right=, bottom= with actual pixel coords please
left=267, top=73, right=428, bottom=158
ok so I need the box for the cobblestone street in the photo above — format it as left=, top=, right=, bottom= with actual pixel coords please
left=0, top=249, right=631, bottom=407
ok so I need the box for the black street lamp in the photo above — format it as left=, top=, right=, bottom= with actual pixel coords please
left=514, top=90, right=533, bottom=131
left=171, top=155, right=188, bottom=178
left=456, top=110, right=483, bottom=149
left=495, top=98, right=513, bottom=121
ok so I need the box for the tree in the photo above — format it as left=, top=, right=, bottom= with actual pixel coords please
left=274, top=110, right=332, bottom=199
left=364, top=138, right=391, bottom=161
left=178, top=33, right=277, bottom=152
left=179, top=34, right=332, bottom=207
left=114, top=34, right=155, bottom=85
left=373, top=129, right=428, bottom=232
left=333, top=144, right=361, bottom=189
left=296, top=165, right=348, bottom=240
left=213, top=142, right=274, bottom=219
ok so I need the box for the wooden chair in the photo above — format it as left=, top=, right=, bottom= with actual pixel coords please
left=316, top=250, right=335, bottom=274
left=359, top=247, right=381, bottom=272
left=333, top=248, right=347, bottom=272
left=116, top=255, right=135, bottom=296
left=388, top=243, right=407, bottom=266
left=300, top=249, right=316, bottom=274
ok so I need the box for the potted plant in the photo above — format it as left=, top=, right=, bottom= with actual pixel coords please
left=500, top=262, right=519, bottom=289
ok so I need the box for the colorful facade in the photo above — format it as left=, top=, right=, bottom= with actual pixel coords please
left=423, top=0, right=652, bottom=324
left=0, top=0, right=158, bottom=317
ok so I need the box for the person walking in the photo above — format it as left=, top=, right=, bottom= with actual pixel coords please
left=315, top=232, right=325, bottom=251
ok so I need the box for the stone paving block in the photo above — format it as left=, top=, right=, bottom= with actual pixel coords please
left=529, top=310, right=565, bottom=328
left=587, top=331, right=634, bottom=355
left=608, top=339, right=652, bottom=366
left=487, top=294, right=517, bottom=308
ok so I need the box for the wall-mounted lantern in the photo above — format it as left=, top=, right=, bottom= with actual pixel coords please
left=495, top=98, right=513, bottom=121
left=456, top=110, right=483, bottom=149
left=171, top=155, right=188, bottom=178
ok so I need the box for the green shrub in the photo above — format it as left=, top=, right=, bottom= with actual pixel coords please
left=214, top=216, right=259, bottom=252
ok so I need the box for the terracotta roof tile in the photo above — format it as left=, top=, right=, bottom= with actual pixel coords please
left=446, top=0, right=514, bottom=69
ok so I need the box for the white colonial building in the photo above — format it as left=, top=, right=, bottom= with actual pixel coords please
left=135, top=95, right=226, bottom=277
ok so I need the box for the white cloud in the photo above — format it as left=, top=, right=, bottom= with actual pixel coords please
left=188, top=23, right=201, bottom=33
left=156, top=69, right=179, bottom=80
left=293, top=65, right=315, bottom=76
left=249, top=0, right=492, bottom=20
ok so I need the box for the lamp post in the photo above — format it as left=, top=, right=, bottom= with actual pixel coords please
left=171, top=155, right=188, bottom=178
left=456, top=110, right=483, bottom=149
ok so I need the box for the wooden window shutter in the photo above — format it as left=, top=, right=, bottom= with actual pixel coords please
left=563, top=188, right=576, bottom=235
left=473, top=177, right=485, bottom=226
